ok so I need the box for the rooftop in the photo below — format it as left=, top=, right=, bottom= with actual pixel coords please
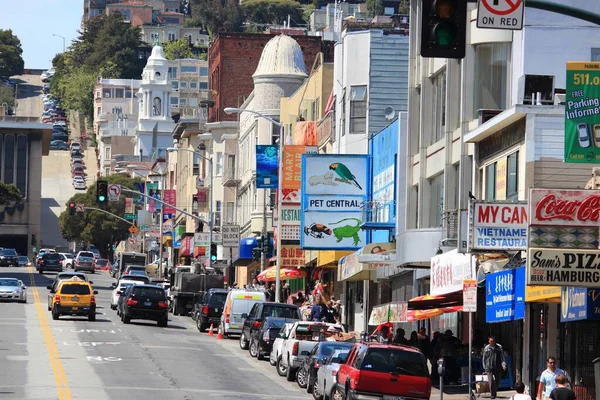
left=252, top=34, right=308, bottom=80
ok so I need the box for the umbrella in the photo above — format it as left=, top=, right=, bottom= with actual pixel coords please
left=256, top=266, right=306, bottom=282
left=406, top=305, right=464, bottom=321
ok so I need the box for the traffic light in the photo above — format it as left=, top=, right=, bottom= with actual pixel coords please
left=69, top=202, right=76, bottom=216
left=210, top=243, right=217, bottom=262
left=31, top=234, right=36, bottom=246
left=420, top=0, right=467, bottom=59
left=252, top=246, right=262, bottom=261
left=96, top=180, right=108, bottom=204
left=262, top=235, right=269, bottom=254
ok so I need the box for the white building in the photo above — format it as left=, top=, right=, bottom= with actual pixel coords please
left=134, top=46, right=175, bottom=157
left=400, top=0, right=600, bottom=393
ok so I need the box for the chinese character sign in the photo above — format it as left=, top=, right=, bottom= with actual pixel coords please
left=280, top=245, right=304, bottom=268
left=162, top=189, right=176, bottom=214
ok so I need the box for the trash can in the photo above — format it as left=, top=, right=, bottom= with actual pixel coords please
left=593, top=357, right=600, bottom=400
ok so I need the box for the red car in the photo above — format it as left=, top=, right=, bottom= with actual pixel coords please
left=334, top=342, right=431, bottom=400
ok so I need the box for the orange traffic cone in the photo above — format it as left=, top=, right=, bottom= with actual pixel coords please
left=216, top=325, right=224, bottom=340
left=208, top=323, right=214, bottom=336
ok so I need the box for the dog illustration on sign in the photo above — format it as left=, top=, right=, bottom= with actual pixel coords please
left=308, top=171, right=338, bottom=187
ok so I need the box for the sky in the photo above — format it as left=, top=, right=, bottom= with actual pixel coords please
left=0, top=0, right=83, bottom=69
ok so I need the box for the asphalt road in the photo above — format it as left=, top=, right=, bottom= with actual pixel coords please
left=12, top=73, right=43, bottom=118
left=0, top=267, right=314, bottom=400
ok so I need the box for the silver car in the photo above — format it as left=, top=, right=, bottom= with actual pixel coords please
left=75, top=256, right=95, bottom=273
left=314, top=349, right=351, bottom=399
left=0, top=278, right=27, bottom=303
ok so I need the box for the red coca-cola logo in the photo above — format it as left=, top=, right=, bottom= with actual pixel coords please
left=535, top=194, right=600, bottom=222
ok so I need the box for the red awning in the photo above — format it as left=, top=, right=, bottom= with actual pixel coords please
left=408, top=292, right=463, bottom=310
left=193, top=245, right=205, bottom=258
left=179, top=236, right=192, bottom=256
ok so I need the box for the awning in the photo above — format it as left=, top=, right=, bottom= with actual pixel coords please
left=525, top=285, right=561, bottom=303
left=257, top=266, right=306, bottom=282
left=179, top=236, right=193, bottom=257
left=317, top=251, right=352, bottom=268
left=407, top=306, right=463, bottom=321
left=408, top=292, right=463, bottom=310
left=193, top=246, right=205, bottom=258
left=338, top=249, right=371, bottom=281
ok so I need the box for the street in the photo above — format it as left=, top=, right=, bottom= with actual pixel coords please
left=0, top=267, right=312, bottom=400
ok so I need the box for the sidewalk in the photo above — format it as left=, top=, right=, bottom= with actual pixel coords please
left=430, top=387, right=517, bottom=400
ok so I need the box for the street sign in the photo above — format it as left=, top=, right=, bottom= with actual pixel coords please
left=221, top=224, right=240, bottom=247
left=124, top=213, right=137, bottom=221
left=76, top=203, right=85, bottom=212
left=140, top=224, right=159, bottom=232
left=128, top=237, right=136, bottom=246
left=194, top=232, right=210, bottom=247
left=477, top=0, right=524, bottom=30
left=212, top=233, right=222, bottom=245
left=128, top=225, right=139, bottom=234
left=108, top=184, right=121, bottom=201
left=463, top=279, right=478, bottom=312
left=163, top=221, right=173, bottom=232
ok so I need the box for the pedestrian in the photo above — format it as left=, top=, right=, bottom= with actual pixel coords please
left=418, top=327, right=432, bottom=359
left=512, top=382, right=532, bottom=400
left=409, top=330, right=419, bottom=347
left=267, top=284, right=276, bottom=301
left=379, top=325, right=392, bottom=343
left=482, top=335, right=507, bottom=399
left=393, top=328, right=409, bottom=345
left=537, top=357, right=567, bottom=400
left=294, top=291, right=305, bottom=305
left=324, top=301, right=337, bottom=323
left=334, top=300, right=342, bottom=323
left=549, top=374, right=575, bottom=400
left=309, top=295, right=324, bottom=322
left=282, top=281, right=290, bottom=302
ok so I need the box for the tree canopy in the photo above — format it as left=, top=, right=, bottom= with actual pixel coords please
left=366, top=0, right=384, bottom=17
left=0, top=85, right=15, bottom=109
left=0, top=29, right=24, bottom=77
left=0, top=182, right=22, bottom=205
left=163, top=38, right=195, bottom=60
left=241, top=0, right=304, bottom=26
left=59, top=175, right=142, bottom=258
left=191, top=0, right=243, bottom=37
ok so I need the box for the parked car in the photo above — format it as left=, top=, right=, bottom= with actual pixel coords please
left=221, top=289, right=266, bottom=337
left=333, top=343, right=432, bottom=400
left=120, top=284, right=169, bottom=327
left=248, top=316, right=299, bottom=361
left=73, top=180, right=86, bottom=190
left=50, top=140, right=68, bottom=150
left=17, top=256, right=31, bottom=268
left=59, top=253, right=75, bottom=269
left=38, top=252, right=62, bottom=274
left=314, top=349, right=352, bottom=400
left=0, top=278, right=27, bottom=303
left=296, top=341, right=354, bottom=392
left=271, top=322, right=296, bottom=371
left=50, top=278, right=97, bottom=321
left=193, top=288, right=229, bottom=331
left=578, top=122, right=591, bottom=148
left=0, top=248, right=19, bottom=267
left=239, top=302, right=301, bottom=350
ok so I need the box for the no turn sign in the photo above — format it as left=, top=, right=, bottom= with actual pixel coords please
left=477, top=0, right=524, bottom=30
left=108, top=184, right=121, bottom=201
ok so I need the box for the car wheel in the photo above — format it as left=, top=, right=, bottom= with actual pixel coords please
left=269, top=356, right=277, bottom=366
left=66, top=263, right=71, bottom=269
left=249, top=340, right=258, bottom=358
left=110, top=304, right=116, bottom=310
left=123, top=314, right=131, bottom=324
left=39, top=269, right=44, bottom=274
left=312, top=379, right=323, bottom=400
left=297, top=366, right=308, bottom=388
left=239, top=332, right=249, bottom=350
left=52, top=306, right=59, bottom=320
left=197, top=320, right=207, bottom=332
left=276, top=356, right=287, bottom=377
left=158, top=318, right=168, bottom=327
left=88, top=313, right=96, bottom=322
left=256, top=349, right=265, bottom=361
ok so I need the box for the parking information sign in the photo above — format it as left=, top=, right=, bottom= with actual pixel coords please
left=477, top=0, right=524, bottom=30
left=565, top=62, right=600, bottom=163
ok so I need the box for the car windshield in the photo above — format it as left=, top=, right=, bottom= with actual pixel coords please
left=44, top=254, right=60, bottom=260
left=126, top=270, right=147, bottom=276
left=1, top=249, right=17, bottom=256
left=79, top=252, right=94, bottom=258
left=262, top=305, right=299, bottom=319
left=0, top=279, right=19, bottom=286
left=120, top=276, right=149, bottom=283
left=118, top=283, right=134, bottom=291
left=208, top=292, right=227, bottom=307
left=18, top=256, right=28, bottom=261
left=96, top=259, right=108, bottom=265
left=64, top=254, right=74, bottom=258
left=317, top=342, right=354, bottom=358
left=361, top=348, right=429, bottom=377
left=59, top=285, right=91, bottom=295
left=266, top=318, right=288, bottom=329
left=131, top=287, right=165, bottom=299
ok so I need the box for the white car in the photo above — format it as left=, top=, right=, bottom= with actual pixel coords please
left=578, top=122, right=591, bottom=148
left=73, top=180, right=86, bottom=190
left=314, top=349, right=352, bottom=399
left=270, top=322, right=296, bottom=369
left=110, top=280, right=140, bottom=310
left=59, top=253, right=75, bottom=269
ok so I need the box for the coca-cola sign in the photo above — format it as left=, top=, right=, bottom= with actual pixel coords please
left=529, top=189, right=600, bottom=226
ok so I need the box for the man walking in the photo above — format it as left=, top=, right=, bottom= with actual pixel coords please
left=482, top=336, right=507, bottom=399
left=537, top=357, right=567, bottom=400
left=549, top=374, right=575, bottom=400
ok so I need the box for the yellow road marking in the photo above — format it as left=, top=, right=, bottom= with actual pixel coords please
left=28, top=267, right=72, bottom=400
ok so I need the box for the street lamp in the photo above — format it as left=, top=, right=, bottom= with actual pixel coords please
left=52, top=34, right=66, bottom=53
left=224, top=107, right=284, bottom=303
left=167, top=146, right=215, bottom=269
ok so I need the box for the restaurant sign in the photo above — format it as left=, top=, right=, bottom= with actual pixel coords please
left=527, top=248, right=600, bottom=287
left=430, top=249, right=476, bottom=296
left=529, top=188, right=600, bottom=226
left=472, top=202, right=528, bottom=251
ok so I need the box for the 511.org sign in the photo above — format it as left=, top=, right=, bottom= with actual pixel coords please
left=565, top=62, right=600, bottom=163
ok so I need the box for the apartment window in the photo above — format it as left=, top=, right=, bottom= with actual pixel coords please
left=104, top=168, right=110, bottom=176
left=215, top=201, right=222, bottom=227
left=473, top=43, right=510, bottom=118
left=172, top=81, right=179, bottom=90
left=113, top=88, right=123, bottom=98
left=179, top=98, right=187, bottom=105
left=215, top=152, right=223, bottom=175
left=428, top=174, right=444, bottom=228
left=150, top=33, right=160, bottom=43
left=189, top=82, right=198, bottom=89
left=384, top=7, right=394, bottom=15
left=104, top=147, right=111, bottom=160
left=126, top=90, right=133, bottom=98
left=226, top=201, right=234, bottom=223
left=180, top=81, right=188, bottom=89
left=189, top=98, right=198, bottom=107
left=200, top=67, right=208, bottom=76
left=199, top=82, right=208, bottom=90
left=349, top=86, right=367, bottom=134
left=193, top=152, right=200, bottom=175
left=486, top=163, right=496, bottom=200
left=171, top=97, right=179, bottom=105
left=430, top=70, right=446, bottom=144
left=181, top=65, right=197, bottom=73
left=103, top=89, right=111, bottom=98
left=168, top=66, right=178, bottom=79
left=592, top=48, right=600, bottom=62
left=168, top=32, right=176, bottom=41
left=507, top=151, right=519, bottom=200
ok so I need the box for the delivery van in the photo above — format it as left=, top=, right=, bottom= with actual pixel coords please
left=220, top=289, right=265, bottom=337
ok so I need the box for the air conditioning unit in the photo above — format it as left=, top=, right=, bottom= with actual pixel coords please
left=517, top=74, right=555, bottom=105
left=554, top=93, right=566, bottom=105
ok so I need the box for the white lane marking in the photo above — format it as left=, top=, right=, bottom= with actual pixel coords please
left=86, top=356, right=122, bottom=362
left=6, top=355, right=29, bottom=361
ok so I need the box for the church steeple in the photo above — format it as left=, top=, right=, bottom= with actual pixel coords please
left=138, top=46, right=170, bottom=121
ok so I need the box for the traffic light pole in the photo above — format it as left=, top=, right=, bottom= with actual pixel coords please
left=82, top=207, right=136, bottom=226
left=524, top=0, right=600, bottom=26
left=121, top=188, right=209, bottom=225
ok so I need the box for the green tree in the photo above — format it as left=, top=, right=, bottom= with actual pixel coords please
left=241, top=0, right=304, bottom=26
left=0, top=85, right=15, bottom=108
left=398, top=0, right=409, bottom=14
left=60, top=68, right=96, bottom=124
left=191, top=0, right=243, bottom=37
left=59, top=175, right=142, bottom=258
left=0, top=29, right=24, bottom=77
left=0, top=182, right=22, bottom=205
left=163, top=38, right=194, bottom=60
left=366, top=0, right=384, bottom=17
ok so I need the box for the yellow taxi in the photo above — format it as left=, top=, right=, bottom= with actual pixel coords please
left=50, top=277, right=98, bottom=321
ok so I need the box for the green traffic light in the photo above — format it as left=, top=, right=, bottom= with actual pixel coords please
left=433, top=22, right=457, bottom=46
left=211, top=255, right=217, bottom=261
left=98, top=195, right=106, bottom=202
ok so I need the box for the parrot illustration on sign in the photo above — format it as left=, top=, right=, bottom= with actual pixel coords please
left=329, top=163, right=362, bottom=190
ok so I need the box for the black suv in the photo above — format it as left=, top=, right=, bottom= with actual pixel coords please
left=249, top=316, right=299, bottom=360
left=0, top=248, right=19, bottom=267
left=239, top=302, right=301, bottom=350
left=120, top=284, right=169, bottom=327
left=39, top=253, right=63, bottom=274
left=193, top=288, right=228, bottom=332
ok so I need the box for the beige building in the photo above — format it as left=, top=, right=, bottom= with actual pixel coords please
left=141, top=25, right=209, bottom=49
left=168, top=58, right=210, bottom=119
left=0, top=118, right=51, bottom=257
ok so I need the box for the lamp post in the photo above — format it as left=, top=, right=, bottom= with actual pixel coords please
left=52, top=34, right=66, bottom=53
left=224, top=107, right=284, bottom=303
left=167, top=147, right=214, bottom=269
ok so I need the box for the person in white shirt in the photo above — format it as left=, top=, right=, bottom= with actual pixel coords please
left=537, top=357, right=567, bottom=400
left=512, top=382, right=532, bottom=400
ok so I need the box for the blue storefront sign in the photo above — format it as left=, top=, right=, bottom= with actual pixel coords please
left=485, top=267, right=525, bottom=323
left=560, top=288, right=600, bottom=322
left=256, top=145, right=279, bottom=189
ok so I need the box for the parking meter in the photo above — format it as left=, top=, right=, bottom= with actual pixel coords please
left=437, top=358, right=445, bottom=400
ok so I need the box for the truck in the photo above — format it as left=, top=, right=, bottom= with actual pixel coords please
left=118, top=252, right=147, bottom=279
left=169, top=270, right=225, bottom=316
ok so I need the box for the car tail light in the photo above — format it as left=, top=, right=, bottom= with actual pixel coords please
left=263, top=329, right=270, bottom=342
left=127, top=299, right=138, bottom=306
left=292, top=342, right=299, bottom=356
left=158, top=301, right=168, bottom=309
left=90, top=296, right=96, bottom=305
left=253, top=320, right=261, bottom=329
left=202, top=305, right=209, bottom=315
left=315, top=362, right=322, bottom=368
left=225, top=312, right=230, bottom=323
left=54, top=295, right=60, bottom=303
left=59, top=260, right=63, bottom=264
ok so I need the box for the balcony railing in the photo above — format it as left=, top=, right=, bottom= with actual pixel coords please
left=360, top=200, right=396, bottom=230
left=222, top=168, right=240, bottom=187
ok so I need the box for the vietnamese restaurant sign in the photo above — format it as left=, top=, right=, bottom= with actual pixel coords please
left=472, top=202, right=527, bottom=251
left=529, top=188, right=600, bottom=226
left=527, top=248, right=600, bottom=287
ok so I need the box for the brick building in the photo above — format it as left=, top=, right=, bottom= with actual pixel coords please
left=208, top=33, right=332, bottom=123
